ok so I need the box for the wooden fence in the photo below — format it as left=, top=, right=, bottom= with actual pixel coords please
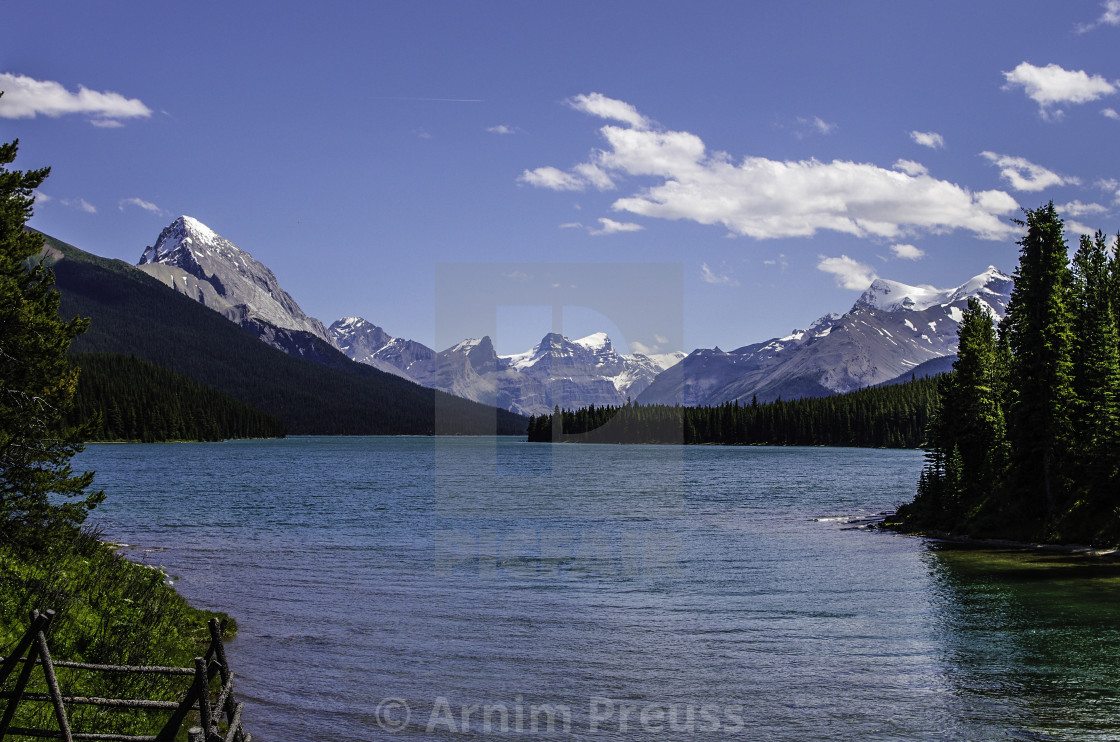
left=0, top=610, right=250, bottom=742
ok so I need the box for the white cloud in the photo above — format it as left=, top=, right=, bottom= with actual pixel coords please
left=980, top=151, right=1076, bottom=191
left=33, top=191, right=51, bottom=204
left=817, top=255, right=878, bottom=290
left=796, top=116, right=837, bottom=136
left=1058, top=200, right=1109, bottom=218
left=523, top=93, right=1019, bottom=241
left=1100, top=178, right=1120, bottom=204
left=890, top=243, right=926, bottom=260
left=762, top=252, right=789, bottom=270
left=700, top=262, right=738, bottom=285
left=654, top=333, right=668, bottom=344
left=521, top=162, right=614, bottom=192
left=559, top=221, right=583, bottom=229
left=893, top=159, right=928, bottom=177
left=0, top=72, right=151, bottom=124
left=910, top=131, right=945, bottom=149
left=1002, top=62, right=1117, bottom=118
left=573, top=162, right=615, bottom=190
left=1067, top=220, right=1098, bottom=237
left=1104, top=108, right=1120, bottom=120
left=590, top=217, right=644, bottom=235
left=61, top=198, right=96, bottom=214
left=520, top=166, right=587, bottom=191
left=119, top=197, right=164, bottom=215
left=567, top=93, right=650, bottom=130
left=487, top=124, right=516, bottom=134
left=604, top=140, right=1019, bottom=240
left=1077, top=0, right=1120, bottom=32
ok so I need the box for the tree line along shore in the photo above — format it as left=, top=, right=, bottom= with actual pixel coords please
left=527, top=375, right=938, bottom=448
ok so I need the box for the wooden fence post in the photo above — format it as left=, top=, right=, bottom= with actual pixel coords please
left=0, top=609, right=74, bottom=742
left=1, top=611, right=249, bottom=742
left=194, top=657, right=215, bottom=741
left=31, top=612, right=73, bottom=742
left=0, top=610, right=43, bottom=686
left=0, top=611, right=46, bottom=738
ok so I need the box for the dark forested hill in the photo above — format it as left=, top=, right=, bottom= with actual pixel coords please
left=70, top=353, right=286, bottom=441
left=39, top=231, right=527, bottom=435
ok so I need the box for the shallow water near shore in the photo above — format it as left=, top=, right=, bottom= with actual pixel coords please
left=78, top=437, right=1120, bottom=741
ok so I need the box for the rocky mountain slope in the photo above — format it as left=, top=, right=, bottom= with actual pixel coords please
left=330, top=320, right=685, bottom=416
left=457, top=331, right=682, bottom=416
left=137, top=216, right=334, bottom=359
left=639, top=266, right=1013, bottom=406
left=42, top=229, right=527, bottom=435
left=133, top=217, right=682, bottom=415
left=132, top=216, right=1001, bottom=414
left=329, top=317, right=437, bottom=384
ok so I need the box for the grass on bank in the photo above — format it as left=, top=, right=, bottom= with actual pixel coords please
left=0, top=527, right=234, bottom=738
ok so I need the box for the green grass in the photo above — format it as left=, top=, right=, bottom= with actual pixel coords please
left=0, top=527, right=233, bottom=738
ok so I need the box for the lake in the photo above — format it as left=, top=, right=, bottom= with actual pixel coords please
left=77, top=437, right=1120, bottom=741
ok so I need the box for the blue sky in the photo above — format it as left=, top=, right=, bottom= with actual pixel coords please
left=4, top=1, right=1120, bottom=355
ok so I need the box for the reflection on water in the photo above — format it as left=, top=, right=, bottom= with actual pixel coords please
left=926, top=545, right=1120, bottom=741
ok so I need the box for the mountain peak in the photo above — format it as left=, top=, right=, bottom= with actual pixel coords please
left=174, top=215, right=218, bottom=241
left=139, top=215, right=227, bottom=266
left=856, top=278, right=946, bottom=312
left=448, top=337, right=486, bottom=354
left=330, top=317, right=391, bottom=349
left=136, top=216, right=333, bottom=345
left=854, top=267, right=1012, bottom=314
left=333, top=316, right=368, bottom=329
left=573, top=331, right=612, bottom=352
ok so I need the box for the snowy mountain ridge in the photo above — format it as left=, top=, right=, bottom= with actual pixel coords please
left=330, top=322, right=685, bottom=416
left=639, top=266, right=1014, bottom=407
left=855, top=266, right=1008, bottom=314
left=132, top=216, right=1008, bottom=416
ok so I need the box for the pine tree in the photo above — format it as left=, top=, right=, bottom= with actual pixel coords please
left=1000, top=202, right=1076, bottom=531
left=1069, top=231, right=1120, bottom=494
left=0, top=135, right=103, bottom=544
left=949, top=297, right=1007, bottom=523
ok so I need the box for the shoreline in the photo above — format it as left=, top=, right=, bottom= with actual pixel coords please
left=873, top=518, right=1120, bottom=559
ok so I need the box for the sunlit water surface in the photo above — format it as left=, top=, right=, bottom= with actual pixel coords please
left=77, top=437, right=1120, bottom=741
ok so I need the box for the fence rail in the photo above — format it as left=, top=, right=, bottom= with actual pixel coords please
left=0, top=610, right=250, bottom=742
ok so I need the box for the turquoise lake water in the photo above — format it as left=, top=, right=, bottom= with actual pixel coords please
left=76, top=437, right=1120, bottom=741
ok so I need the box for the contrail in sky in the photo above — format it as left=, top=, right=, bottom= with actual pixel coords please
left=378, top=96, right=483, bottom=102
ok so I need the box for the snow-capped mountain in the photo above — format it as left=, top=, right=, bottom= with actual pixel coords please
left=329, top=317, right=437, bottom=384
left=136, top=216, right=1000, bottom=415
left=137, top=216, right=334, bottom=357
left=444, top=331, right=683, bottom=416
left=640, top=266, right=1013, bottom=406
left=332, top=320, right=685, bottom=416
